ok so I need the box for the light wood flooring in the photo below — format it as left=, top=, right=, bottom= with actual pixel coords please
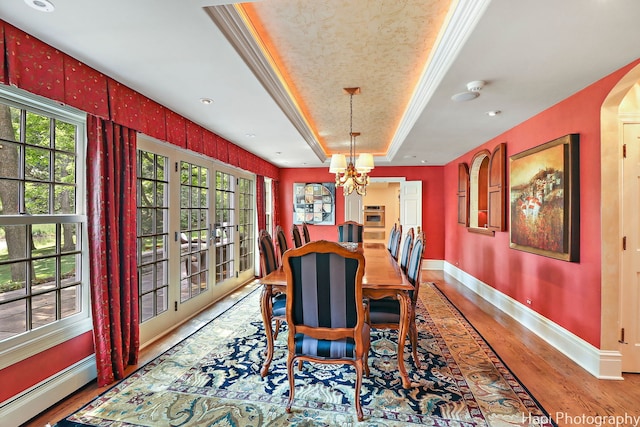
left=23, top=270, right=640, bottom=427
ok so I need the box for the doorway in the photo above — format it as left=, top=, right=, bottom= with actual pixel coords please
left=601, top=65, right=640, bottom=376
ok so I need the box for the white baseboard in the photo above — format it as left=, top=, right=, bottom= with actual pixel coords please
left=423, top=259, right=444, bottom=270
left=0, top=355, right=97, bottom=426
left=443, top=262, right=622, bottom=380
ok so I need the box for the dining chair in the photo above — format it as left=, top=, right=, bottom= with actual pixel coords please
left=301, top=222, right=311, bottom=244
left=291, top=224, right=303, bottom=248
left=390, top=224, right=403, bottom=261
left=337, top=220, right=364, bottom=243
left=275, top=225, right=289, bottom=266
left=386, top=223, right=397, bottom=252
left=368, top=232, right=424, bottom=369
left=399, top=227, right=414, bottom=273
left=257, top=230, right=286, bottom=351
left=282, top=240, right=370, bottom=421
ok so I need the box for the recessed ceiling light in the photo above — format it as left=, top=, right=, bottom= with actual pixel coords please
left=486, top=110, right=501, bottom=116
left=199, top=98, right=213, bottom=105
left=24, top=0, right=55, bottom=12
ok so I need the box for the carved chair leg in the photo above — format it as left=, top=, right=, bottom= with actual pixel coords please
left=273, top=319, right=281, bottom=339
left=286, top=354, right=296, bottom=414
left=354, top=360, right=364, bottom=421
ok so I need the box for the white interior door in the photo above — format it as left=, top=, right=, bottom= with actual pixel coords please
left=399, top=181, right=422, bottom=260
left=621, top=122, right=640, bottom=372
left=344, top=191, right=363, bottom=223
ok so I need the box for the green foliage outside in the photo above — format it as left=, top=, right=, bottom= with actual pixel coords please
left=0, top=102, right=78, bottom=286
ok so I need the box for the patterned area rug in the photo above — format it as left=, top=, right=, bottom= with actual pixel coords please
left=57, top=283, right=555, bottom=426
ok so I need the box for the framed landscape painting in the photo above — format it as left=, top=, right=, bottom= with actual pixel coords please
left=509, top=134, right=580, bottom=261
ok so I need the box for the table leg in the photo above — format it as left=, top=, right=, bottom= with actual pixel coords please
left=260, top=284, right=274, bottom=378
left=396, top=291, right=412, bottom=388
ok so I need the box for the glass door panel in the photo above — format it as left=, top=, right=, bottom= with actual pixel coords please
left=136, top=150, right=169, bottom=323
left=215, top=171, right=235, bottom=283
left=179, top=161, right=209, bottom=302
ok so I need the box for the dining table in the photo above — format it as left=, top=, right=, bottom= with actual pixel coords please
left=259, top=242, right=415, bottom=388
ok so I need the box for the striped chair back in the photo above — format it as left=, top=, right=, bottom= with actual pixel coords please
left=292, top=224, right=303, bottom=248
left=283, top=240, right=366, bottom=353
left=399, top=228, right=414, bottom=273
left=390, top=224, right=403, bottom=260
left=257, top=230, right=278, bottom=276
left=302, top=222, right=311, bottom=244
left=406, top=234, right=424, bottom=301
left=275, top=225, right=288, bottom=266
left=337, top=221, right=364, bottom=243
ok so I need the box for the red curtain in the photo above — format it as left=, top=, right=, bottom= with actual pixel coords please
left=87, top=115, right=139, bottom=386
left=272, top=179, right=281, bottom=236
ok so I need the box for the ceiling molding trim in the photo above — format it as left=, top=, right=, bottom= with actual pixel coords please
left=384, top=0, right=492, bottom=162
left=205, top=5, right=327, bottom=162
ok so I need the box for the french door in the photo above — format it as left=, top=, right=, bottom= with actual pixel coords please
left=136, top=136, right=255, bottom=344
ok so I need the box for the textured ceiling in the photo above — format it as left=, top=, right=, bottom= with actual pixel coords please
left=2, top=0, right=640, bottom=169
left=239, top=0, right=452, bottom=157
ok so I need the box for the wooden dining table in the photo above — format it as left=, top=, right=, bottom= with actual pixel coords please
left=259, top=242, right=415, bottom=388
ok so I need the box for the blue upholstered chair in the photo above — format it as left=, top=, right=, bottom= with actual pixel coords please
left=301, top=222, right=311, bottom=244
left=275, top=225, right=289, bottom=266
left=369, top=233, right=424, bottom=369
left=399, top=227, right=414, bottom=273
left=386, top=223, right=397, bottom=252
left=258, top=230, right=286, bottom=376
left=337, top=220, right=364, bottom=243
left=291, top=224, right=303, bottom=248
left=390, top=224, right=403, bottom=261
left=282, top=240, right=370, bottom=421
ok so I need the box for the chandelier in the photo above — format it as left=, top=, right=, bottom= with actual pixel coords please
left=329, top=87, right=375, bottom=196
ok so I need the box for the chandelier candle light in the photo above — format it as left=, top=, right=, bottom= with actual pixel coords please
left=329, top=87, right=375, bottom=195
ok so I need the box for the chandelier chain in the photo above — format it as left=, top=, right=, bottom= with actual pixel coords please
left=329, top=86, right=374, bottom=196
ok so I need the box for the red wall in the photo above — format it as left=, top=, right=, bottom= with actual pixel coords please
left=278, top=166, right=445, bottom=260
left=444, top=59, right=640, bottom=348
left=0, top=333, right=94, bottom=402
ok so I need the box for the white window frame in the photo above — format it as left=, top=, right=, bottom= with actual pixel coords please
left=0, top=85, right=91, bottom=370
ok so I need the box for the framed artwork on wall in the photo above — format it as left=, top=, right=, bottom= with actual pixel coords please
left=293, top=182, right=335, bottom=225
left=509, top=134, right=580, bottom=261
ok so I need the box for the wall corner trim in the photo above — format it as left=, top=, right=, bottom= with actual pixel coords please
left=443, top=262, right=623, bottom=380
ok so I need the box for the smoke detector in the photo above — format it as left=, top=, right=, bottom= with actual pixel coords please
left=451, top=80, right=486, bottom=102
left=24, top=0, right=55, bottom=12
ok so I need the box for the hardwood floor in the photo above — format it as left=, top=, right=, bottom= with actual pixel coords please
left=23, top=271, right=640, bottom=427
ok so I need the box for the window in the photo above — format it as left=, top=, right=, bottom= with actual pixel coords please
left=0, top=86, right=89, bottom=362
left=265, top=178, right=273, bottom=235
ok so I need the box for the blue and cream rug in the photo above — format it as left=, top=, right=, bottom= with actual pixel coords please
left=57, top=283, right=555, bottom=426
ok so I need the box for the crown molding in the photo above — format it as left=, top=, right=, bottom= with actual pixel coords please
left=385, top=0, right=491, bottom=162
left=205, top=5, right=327, bottom=163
